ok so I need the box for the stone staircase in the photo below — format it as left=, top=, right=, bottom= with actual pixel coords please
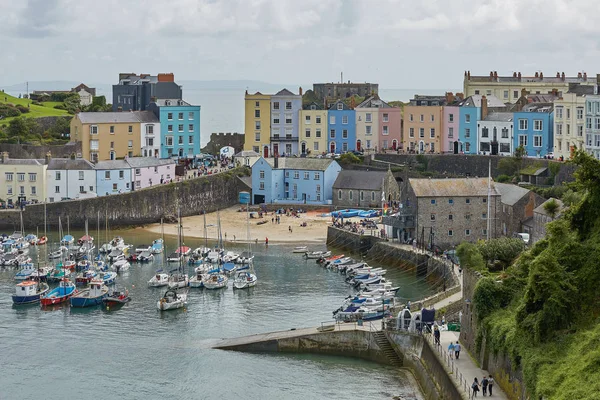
left=372, top=331, right=403, bottom=366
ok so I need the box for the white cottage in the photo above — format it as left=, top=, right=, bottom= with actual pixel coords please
left=477, top=112, right=514, bottom=156
left=46, top=158, right=97, bottom=202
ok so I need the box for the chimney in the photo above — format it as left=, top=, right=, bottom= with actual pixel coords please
left=467, top=71, right=471, bottom=80
left=445, top=92, right=455, bottom=104
left=1, top=151, right=8, bottom=163
left=513, top=72, right=517, bottom=78
left=245, top=89, right=248, bottom=95
left=552, top=89, right=558, bottom=96
left=539, top=71, right=543, bottom=79
left=157, top=73, right=174, bottom=82
left=456, top=92, right=465, bottom=100
left=584, top=72, right=587, bottom=81
left=535, top=72, right=539, bottom=78
left=45, top=152, right=51, bottom=164
left=561, top=72, right=565, bottom=81
left=481, top=95, right=488, bottom=120
left=578, top=72, right=582, bottom=79
left=518, top=72, right=522, bottom=81
left=489, top=71, right=494, bottom=81
left=464, top=71, right=467, bottom=77
left=556, top=72, right=560, bottom=78
left=299, top=87, right=303, bottom=96
left=494, top=71, right=498, bottom=80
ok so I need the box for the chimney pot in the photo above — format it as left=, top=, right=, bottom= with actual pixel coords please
left=556, top=72, right=560, bottom=78
left=481, top=95, right=489, bottom=120
left=299, top=87, right=303, bottom=96
left=518, top=72, right=522, bottom=81
left=584, top=72, right=587, bottom=81
left=535, top=72, right=539, bottom=78
left=578, top=72, right=582, bottom=79
left=513, top=72, right=517, bottom=78
left=467, top=71, right=471, bottom=80
left=540, top=72, right=543, bottom=79
left=464, top=71, right=467, bottom=77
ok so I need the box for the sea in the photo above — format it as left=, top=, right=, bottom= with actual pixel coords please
left=0, top=229, right=434, bottom=399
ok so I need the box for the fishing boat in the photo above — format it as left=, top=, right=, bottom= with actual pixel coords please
left=151, top=238, right=164, bottom=254
left=304, top=250, right=331, bottom=259
left=40, top=279, right=77, bottom=306
left=63, top=260, right=76, bottom=271
left=12, top=280, right=50, bottom=305
left=48, top=266, right=71, bottom=283
left=36, top=236, right=48, bottom=245
left=75, top=270, right=97, bottom=286
left=61, top=235, right=74, bottom=246
left=203, top=272, right=228, bottom=290
left=157, top=288, right=187, bottom=311
left=102, top=287, right=130, bottom=307
left=137, top=251, right=154, bottom=262
left=29, top=266, right=53, bottom=281
left=112, top=259, right=130, bottom=273
left=70, top=278, right=108, bottom=307
left=15, top=265, right=37, bottom=281
left=148, top=270, right=169, bottom=287
left=25, top=234, right=38, bottom=245
left=292, top=246, right=308, bottom=253
left=98, top=271, right=117, bottom=285
left=76, top=259, right=91, bottom=272
left=233, top=270, right=257, bottom=289
left=77, top=234, right=94, bottom=246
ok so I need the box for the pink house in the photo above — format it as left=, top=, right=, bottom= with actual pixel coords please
left=441, top=93, right=463, bottom=153
left=379, top=106, right=402, bottom=151
left=126, top=157, right=176, bottom=190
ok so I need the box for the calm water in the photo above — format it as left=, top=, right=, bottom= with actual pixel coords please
left=0, top=229, right=431, bottom=399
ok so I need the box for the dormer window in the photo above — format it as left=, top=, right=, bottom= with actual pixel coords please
left=337, top=103, right=343, bottom=110
left=310, top=105, right=316, bottom=110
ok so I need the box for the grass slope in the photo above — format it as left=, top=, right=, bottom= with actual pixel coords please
left=0, top=92, right=69, bottom=126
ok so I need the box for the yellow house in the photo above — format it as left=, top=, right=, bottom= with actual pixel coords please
left=299, top=102, right=327, bottom=155
left=554, top=92, right=587, bottom=160
left=70, top=111, right=158, bottom=162
left=402, top=105, right=443, bottom=153
left=0, top=152, right=48, bottom=204
left=243, top=91, right=271, bottom=157
left=355, top=102, right=380, bottom=151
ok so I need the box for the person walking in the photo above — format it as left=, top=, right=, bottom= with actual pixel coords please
left=454, top=341, right=461, bottom=359
left=481, top=376, right=489, bottom=396
left=471, top=378, right=480, bottom=398
left=488, top=375, right=494, bottom=396
left=448, top=342, right=455, bottom=359
left=433, top=325, right=441, bottom=346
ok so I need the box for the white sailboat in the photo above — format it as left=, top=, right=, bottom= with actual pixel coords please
left=233, top=197, right=257, bottom=290
left=157, top=288, right=187, bottom=311
left=203, top=210, right=228, bottom=290
left=167, top=209, right=189, bottom=289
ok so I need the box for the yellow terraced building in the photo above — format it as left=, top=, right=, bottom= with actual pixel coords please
left=243, top=91, right=272, bottom=157
left=299, top=102, right=328, bottom=156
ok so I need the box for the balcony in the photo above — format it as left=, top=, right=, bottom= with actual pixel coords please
left=270, top=135, right=297, bottom=142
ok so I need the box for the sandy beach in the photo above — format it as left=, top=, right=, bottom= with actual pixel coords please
left=137, top=205, right=333, bottom=243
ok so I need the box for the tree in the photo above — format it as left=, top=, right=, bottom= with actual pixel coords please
left=456, top=242, right=485, bottom=271
left=477, top=237, right=525, bottom=270
left=498, top=157, right=521, bottom=177
left=543, top=199, right=560, bottom=218
left=338, top=153, right=361, bottom=164
left=514, top=145, right=526, bottom=160
left=63, top=93, right=81, bottom=114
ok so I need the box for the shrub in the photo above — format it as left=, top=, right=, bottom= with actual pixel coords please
left=496, top=174, right=511, bottom=183
left=0, top=104, right=21, bottom=118
left=498, top=157, right=521, bottom=177
left=16, top=105, right=29, bottom=114
left=338, top=153, right=361, bottom=164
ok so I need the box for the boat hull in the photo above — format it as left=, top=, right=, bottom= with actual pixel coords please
left=40, top=291, right=76, bottom=306
left=70, top=294, right=107, bottom=308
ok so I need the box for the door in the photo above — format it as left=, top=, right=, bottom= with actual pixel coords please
left=273, top=144, right=279, bottom=157
left=263, top=146, right=269, bottom=158
left=253, top=194, right=265, bottom=205
left=419, top=141, right=425, bottom=154
left=392, top=140, right=397, bottom=150
left=302, top=193, right=306, bottom=203
left=491, top=142, right=499, bottom=155
left=356, top=140, right=362, bottom=151
left=453, top=141, right=459, bottom=154
left=301, top=142, right=306, bottom=154
left=330, top=142, right=336, bottom=154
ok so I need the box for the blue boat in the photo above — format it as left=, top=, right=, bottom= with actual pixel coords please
left=357, top=210, right=379, bottom=218
left=222, top=262, right=237, bottom=275
left=70, top=279, right=109, bottom=307
left=151, top=239, right=164, bottom=254
left=40, top=279, right=77, bottom=306
left=98, top=271, right=117, bottom=285
left=12, top=280, right=50, bottom=305
left=61, top=235, right=74, bottom=246
left=332, top=209, right=361, bottom=218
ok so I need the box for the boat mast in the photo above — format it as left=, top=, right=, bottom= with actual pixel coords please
left=486, top=159, right=492, bottom=241
left=203, top=212, right=207, bottom=249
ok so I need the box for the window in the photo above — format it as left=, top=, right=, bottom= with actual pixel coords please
left=285, top=114, right=292, bottom=124
left=466, top=198, right=471, bottom=204
left=366, top=113, right=372, bottom=122
left=273, top=102, right=279, bottom=110
left=449, top=214, right=453, bottom=220
left=481, top=127, right=489, bottom=138
left=78, top=171, right=84, bottom=180
left=557, top=124, right=563, bottom=136
left=112, top=183, right=118, bottom=192
left=5, top=172, right=13, bottom=181
left=534, top=120, right=543, bottom=131
left=482, top=229, right=488, bottom=236
left=189, top=135, right=193, bottom=144
left=178, top=124, right=183, bottom=132
left=482, top=213, right=487, bottom=219
left=294, top=171, right=299, bottom=179
left=119, top=171, right=124, bottom=179
left=577, top=108, right=584, bottom=120
left=255, top=110, right=260, bottom=118
left=314, top=172, right=320, bottom=180
left=110, top=141, right=114, bottom=149
left=314, top=142, right=319, bottom=151
left=128, top=140, right=133, bottom=148
left=483, top=197, right=487, bottom=203
left=316, top=116, right=321, bottom=124
left=349, top=191, right=353, bottom=201
left=316, top=129, right=321, bottom=138
left=128, top=125, right=133, bottom=133
left=556, top=107, right=563, bottom=119
left=55, top=186, right=60, bottom=193
left=383, top=126, right=389, bottom=135
left=330, top=115, right=336, bottom=124
left=513, top=90, right=519, bottom=99
left=178, top=136, right=184, bottom=145
left=166, top=136, right=173, bottom=146
left=338, top=190, right=342, bottom=200
left=534, top=136, right=542, bottom=147
left=366, top=126, right=372, bottom=135
left=448, top=230, right=453, bottom=236
left=409, top=128, right=414, bottom=138
left=465, top=229, right=471, bottom=236
left=6, top=186, right=12, bottom=195
left=383, top=113, right=389, bottom=122
left=567, top=108, right=570, bottom=119
left=17, top=173, right=24, bottom=182
left=342, top=129, right=348, bottom=139
left=188, top=124, right=194, bottom=132
left=409, top=114, right=413, bottom=122
left=31, top=186, right=36, bottom=195
left=503, top=90, right=509, bottom=99
left=501, top=127, right=509, bottom=138
left=419, top=128, right=424, bottom=138
left=273, top=116, right=280, bottom=124
left=465, top=128, right=471, bottom=138
left=360, top=191, right=364, bottom=201
left=449, top=114, right=454, bottom=123
left=342, top=115, right=348, bottom=124
left=518, top=119, right=528, bottom=130
left=176, top=112, right=183, bottom=120
left=430, top=128, right=435, bottom=138
left=253, top=146, right=259, bottom=153
left=259, top=182, right=264, bottom=190
left=168, top=125, right=173, bottom=132
left=109, top=125, right=114, bottom=134
left=430, top=213, right=436, bottom=221
left=465, top=142, right=471, bottom=152
left=188, top=112, right=194, bottom=120
left=578, top=125, right=584, bottom=137
left=430, top=114, right=435, bottom=122
left=475, top=90, right=480, bottom=95
left=285, top=102, right=292, bottom=110
left=371, top=191, right=375, bottom=201
left=448, top=127, right=454, bottom=138
left=420, top=114, right=424, bottom=122
left=587, top=117, right=592, bottom=129
left=431, top=199, right=436, bottom=205
left=168, top=112, right=173, bottom=120
left=303, top=128, right=310, bottom=138
left=29, top=173, right=36, bottom=182
left=330, top=129, right=335, bottom=138
left=465, top=114, right=471, bottom=123
left=519, top=135, right=528, bottom=147
left=567, top=124, right=571, bottom=135
left=304, top=172, right=309, bottom=180
left=104, top=171, right=110, bottom=179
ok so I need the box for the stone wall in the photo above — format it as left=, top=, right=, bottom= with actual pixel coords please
left=0, top=170, right=248, bottom=230
left=326, top=226, right=383, bottom=257
left=0, top=140, right=81, bottom=159
left=201, top=132, right=245, bottom=155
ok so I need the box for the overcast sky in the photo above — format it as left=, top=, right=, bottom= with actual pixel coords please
left=2, top=0, right=599, bottom=89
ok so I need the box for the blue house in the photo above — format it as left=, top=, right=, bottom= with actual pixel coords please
left=513, top=104, right=554, bottom=157
left=270, top=89, right=302, bottom=156
left=327, top=100, right=356, bottom=154
left=95, top=160, right=132, bottom=196
left=251, top=157, right=342, bottom=205
left=148, top=99, right=201, bottom=159
left=458, top=95, right=506, bottom=154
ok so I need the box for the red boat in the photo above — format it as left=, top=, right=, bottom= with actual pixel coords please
left=36, top=236, right=48, bottom=245
left=325, top=254, right=344, bottom=262
left=102, top=288, right=130, bottom=307
left=77, top=235, right=93, bottom=245
left=63, top=260, right=76, bottom=271
left=40, top=279, right=77, bottom=306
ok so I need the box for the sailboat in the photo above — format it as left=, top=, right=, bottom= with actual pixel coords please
left=148, top=223, right=169, bottom=287
left=157, top=288, right=187, bottom=311
left=233, top=198, right=257, bottom=290
left=167, top=209, right=189, bottom=289
left=203, top=210, right=229, bottom=290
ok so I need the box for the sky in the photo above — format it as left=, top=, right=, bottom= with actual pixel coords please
left=1, top=0, right=599, bottom=90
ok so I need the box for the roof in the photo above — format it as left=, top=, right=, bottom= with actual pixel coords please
left=234, top=150, right=260, bottom=157
left=534, top=198, right=564, bottom=216
left=494, top=183, right=531, bottom=206
left=521, top=103, right=554, bottom=113
left=125, top=157, right=175, bottom=168
left=77, top=111, right=158, bottom=124
left=94, top=160, right=130, bottom=170
left=47, top=158, right=95, bottom=170
left=567, top=84, right=595, bottom=96
left=484, top=112, right=513, bottom=122
left=356, top=96, right=391, bottom=109
left=0, top=157, right=45, bottom=165
left=410, top=178, right=497, bottom=197
left=328, top=101, right=351, bottom=110
left=467, top=73, right=596, bottom=84
left=332, top=170, right=387, bottom=190
left=264, top=157, right=336, bottom=171
left=526, top=94, right=559, bottom=103
left=459, top=95, right=506, bottom=108
left=274, top=88, right=298, bottom=96
left=303, top=102, right=324, bottom=110
left=154, top=99, right=192, bottom=107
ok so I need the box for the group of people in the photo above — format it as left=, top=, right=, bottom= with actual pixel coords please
left=471, top=375, right=495, bottom=397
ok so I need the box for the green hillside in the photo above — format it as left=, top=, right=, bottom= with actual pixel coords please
left=0, top=91, right=69, bottom=126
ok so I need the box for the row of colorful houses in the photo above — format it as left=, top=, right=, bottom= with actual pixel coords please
left=0, top=152, right=175, bottom=204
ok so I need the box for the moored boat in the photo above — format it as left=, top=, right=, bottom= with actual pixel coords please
left=292, top=246, right=308, bottom=253
left=203, top=273, right=228, bottom=290
left=232, top=270, right=257, bottom=289
left=12, top=280, right=50, bottom=305
left=70, top=278, right=108, bottom=307
left=75, top=270, right=98, bottom=286
left=103, top=286, right=131, bottom=307
left=112, top=259, right=130, bottom=273
left=148, top=270, right=169, bottom=287
left=98, top=271, right=117, bottom=285
left=157, top=288, right=187, bottom=311
left=61, top=235, right=74, bottom=246
left=168, top=272, right=189, bottom=289
left=15, top=265, right=37, bottom=281
left=151, top=239, right=164, bottom=254
left=36, top=236, right=48, bottom=245
left=40, top=279, right=77, bottom=306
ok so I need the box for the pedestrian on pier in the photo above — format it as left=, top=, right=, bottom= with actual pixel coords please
left=481, top=376, right=489, bottom=396
left=448, top=342, right=455, bottom=359
left=471, top=378, right=480, bottom=398
left=433, top=325, right=440, bottom=345
left=454, top=341, right=461, bottom=359
left=265, top=237, right=269, bottom=245
left=487, top=375, right=494, bottom=396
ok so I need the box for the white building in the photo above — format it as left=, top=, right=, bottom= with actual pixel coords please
left=585, top=93, right=600, bottom=160
left=46, top=158, right=97, bottom=202
left=554, top=86, right=592, bottom=159
left=140, top=120, right=161, bottom=158
left=125, top=157, right=175, bottom=190
left=477, top=112, right=514, bottom=156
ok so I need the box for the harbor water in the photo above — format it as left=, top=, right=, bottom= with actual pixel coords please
left=0, top=229, right=433, bottom=399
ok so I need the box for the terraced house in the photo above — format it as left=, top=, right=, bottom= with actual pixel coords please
left=147, top=99, right=201, bottom=159
left=299, top=102, right=327, bottom=156
left=0, top=152, right=47, bottom=205
left=328, top=100, right=356, bottom=154
left=270, top=88, right=302, bottom=157
left=553, top=86, right=592, bottom=160
left=403, top=95, right=446, bottom=154
left=243, top=91, right=272, bottom=157
left=513, top=103, right=554, bottom=157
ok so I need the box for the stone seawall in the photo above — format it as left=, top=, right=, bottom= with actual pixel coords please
left=0, top=169, right=248, bottom=230
left=326, top=226, right=383, bottom=256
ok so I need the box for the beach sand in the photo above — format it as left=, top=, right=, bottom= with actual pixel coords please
left=136, top=205, right=333, bottom=243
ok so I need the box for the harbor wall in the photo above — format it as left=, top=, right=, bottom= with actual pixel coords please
left=0, top=169, right=249, bottom=230
left=326, top=226, right=383, bottom=256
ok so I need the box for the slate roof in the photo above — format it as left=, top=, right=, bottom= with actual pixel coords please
left=494, top=183, right=531, bottom=206
left=154, top=99, right=192, bottom=107
left=410, top=178, right=497, bottom=197
left=468, top=74, right=596, bottom=84
left=125, top=157, right=175, bottom=168
left=521, top=103, right=553, bottom=113
left=94, top=160, right=130, bottom=170
left=274, top=88, right=297, bottom=96
left=459, top=95, right=506, bottom=108
left=77, top=111, right=158, bottom=124
left=356, top=95, right=391, bottom=109
left=484, top=112, right=513, bottom=122
left=234, top=150, right=260, bottom=157
left=534, top=198, right=564, bottom=217
left=0, top=158, right=45, bottom=165
left=264, top=157, right=336, bottom=171
left=567, top=84, right=596, bottom=96
left=303, top=102, right=324, bottom=110
left=333, top=170, right=387, bottom=190
left=328, top=101, right=351, bottom=110
left=47, top=158, right=95, bottom=170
